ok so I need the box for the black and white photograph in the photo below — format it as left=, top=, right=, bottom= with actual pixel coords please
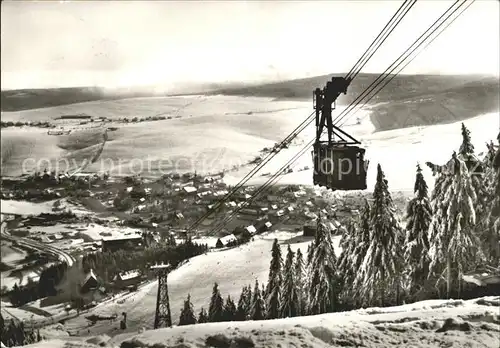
left=1, top=1, right=499, bottom=347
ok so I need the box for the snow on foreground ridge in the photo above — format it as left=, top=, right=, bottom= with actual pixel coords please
left=24, top=297, right=500, bottom=348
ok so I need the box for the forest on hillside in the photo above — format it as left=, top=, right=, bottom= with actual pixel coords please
left=172, top=123, right=500, bottom=327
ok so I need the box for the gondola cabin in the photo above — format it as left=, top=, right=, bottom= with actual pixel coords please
left=312, top=76, right=369, bottom=191
left=312, top=143, right=368, bottom=191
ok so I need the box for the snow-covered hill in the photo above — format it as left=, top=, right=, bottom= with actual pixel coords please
left=226, top=110, right=497, bottom=192
left=20, top=296, right=500, bottom=348
left=62, top=231, right=326, bottom=337
left=1, top=95, right=497, bottom=188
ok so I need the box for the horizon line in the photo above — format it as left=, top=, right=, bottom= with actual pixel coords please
left=1, top=71, right=498, bottom=93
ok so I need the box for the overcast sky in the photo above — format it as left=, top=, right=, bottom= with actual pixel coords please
left=1, top=0, right=498, bottom=90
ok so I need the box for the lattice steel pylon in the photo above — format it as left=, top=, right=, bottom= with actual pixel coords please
left=151, top=264, right=172, bottom=329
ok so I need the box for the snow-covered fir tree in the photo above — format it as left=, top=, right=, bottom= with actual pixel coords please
left=178, top=294, right=197, bottom=326
left=478, top=137, right=500, bottom=265
left=223, top=295, right=237, bottom=321
left=355, top=164, right=404, bottom=307
left=428, top=152, right=481, bottom=297
left=208, top=283, right=224, bottom=322
left=404, top=164, right=432, bottom=298
left=235, top=286, right=250, bottom=321
left=307, top=220, right=339, bottom=315
left=459, top=123, right=474, bottom=157
left=280, top=245, right=299, bottom=318
left=265, top=238, right=283, bottom=319
left=337, top=199, right=371, bottom=306
left=337, top=220, right=360, bottom=306
left=458, top=123, right=485, bottom=217
left=306, top=243, right=314, bottom=266
left=261, top=282, right=267, bottom=314
left=197, top=307, right=208, bottom=323
left=294, top=248, right=306, bottom=315
left=249, top=280, right=266, bottom=320
left=245, top=284, right=253, bottom=316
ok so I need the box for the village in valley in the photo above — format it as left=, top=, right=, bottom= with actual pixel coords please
left=1, top=164, right=380, bottom=331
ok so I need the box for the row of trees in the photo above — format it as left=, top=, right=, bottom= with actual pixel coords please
left=0, top=120, right=52, bottom=128
left=174, top=124, right=499, bottom=324
left=8, top=262, right=68, bottom=307
left=7, top=239, right=208, bottom=308
left=82, top=238, right=208, bottom=282
left=338, top=124, right=499, bottom=308
left=176, top=243, right=307, bottom=326
left=0, top=314, right=42, bottom=347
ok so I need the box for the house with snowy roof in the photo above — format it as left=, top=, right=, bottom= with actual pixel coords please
left=80, top=269, right=99, bottom=294
left=113, top=270, right=142, bottom=290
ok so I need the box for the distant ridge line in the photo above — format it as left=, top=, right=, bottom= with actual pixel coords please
left=1, top=73, right=498, bottom=112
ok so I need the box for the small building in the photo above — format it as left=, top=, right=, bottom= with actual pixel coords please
left=113, top=270, right=142, bottom=290
left=219, top=234, right=237, bottom=246
left=240, top=208, right=260, bottom=216
left=303, top=224, right=317, bottom=237
left=101, top=235, right=142, bottom=253
left=81, top=269, right=99, bottom=294
left=183, top=186, right=197, bottom=194
left=245, top=225, right=257, bottom=235
left=274, top=210, right=285, bottom=217
left=257, top=221, right=273, bottom=233
left=39, top=235, right=52, bottom=243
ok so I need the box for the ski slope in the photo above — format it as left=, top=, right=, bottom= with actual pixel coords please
left=63, top=231, right=340, bottom=336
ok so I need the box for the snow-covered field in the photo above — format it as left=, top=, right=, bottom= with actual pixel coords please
left=22, top=296, right=500, bottom=348
left=2, top=95, right=496, bottom=190
left=226, top=110, right=498, bottom=193
left=25, top=222, right=142, bottom=242
left=0, top=200, right=56, bottom=216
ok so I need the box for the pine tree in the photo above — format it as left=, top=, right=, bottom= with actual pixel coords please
left=404, top=164, right=432, bottom=298
left=208, top=283, right=224, bottom=322
left=459, top=123, right=474, bottom=157
left=249, top=280, right=266, bottom=320
left=307, top=220, right=339, bottom=315
left=244, top=285, right=253, bottom=316
left=223, top=295, right=237, bottom=321
left=338, top=199, right=370, bottom=306
left=235, top=286, right=249, bottom=321
left=306, top=243, right=314, bottom=265
left=355, top=164, right=404, bottom=307
left=337, top=220, right=359, bottom=303
left=178, top=294, right=197, bottom=326
left=265, top=238, right=283, bottom=319
left=198, top=307, right=208, bottom=323
left=280, top=245, right=299, bottom=318
left=294, top=248, right=306, bottom=315
left=479, top=139, right=500, bottom=265
left=428, top=153, right=481, bottom=298
left=458, top=123, right=485, bottom=215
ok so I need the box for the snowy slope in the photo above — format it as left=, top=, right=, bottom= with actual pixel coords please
left=227, top=111, right=498, bottom=192
left=21, top=296, right=500, bottom=348
left=2, top=95, right=496, bottom=186
left=62, top=231, right=334, bottom=336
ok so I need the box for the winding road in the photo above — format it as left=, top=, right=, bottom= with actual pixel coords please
left=1, top=220, right=75, bottom=267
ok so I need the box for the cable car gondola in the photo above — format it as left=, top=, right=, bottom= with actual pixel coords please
left=312, top=77, right=368, bottom=191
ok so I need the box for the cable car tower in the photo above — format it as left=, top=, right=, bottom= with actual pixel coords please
left=313, top=77, right=368, bottom=191
left=151, top=263, right=172, bottom=329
